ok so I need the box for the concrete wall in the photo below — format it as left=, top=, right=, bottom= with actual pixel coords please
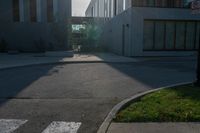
left=100, top=8, right=132, bottom=56
left=0, top=0, right=71, bottom=52
left=99, top=7, right=200, bottom=57
left=131, top=7, right=200, bottom=56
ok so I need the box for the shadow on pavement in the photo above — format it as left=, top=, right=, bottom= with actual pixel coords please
left=0, top=53, right=197, bottom=108
left=97, top=54, right=196, bottom=90
left=0, top=59, right=65, bottom=106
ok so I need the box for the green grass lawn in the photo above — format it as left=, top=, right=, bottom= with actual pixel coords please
left=114, top=84, right=200, bottom=122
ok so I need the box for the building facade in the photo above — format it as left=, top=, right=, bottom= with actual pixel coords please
left=86, top=0, right=200, bottom=57
left=86, top=0, right=132, bottom=18
left=0, top=0, right=71, bottom=52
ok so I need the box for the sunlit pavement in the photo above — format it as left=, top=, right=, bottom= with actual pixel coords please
left=0, top=58, right=196, bottom=133
left=0, top=53, right=138, bottom=70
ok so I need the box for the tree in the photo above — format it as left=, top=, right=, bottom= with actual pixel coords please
left=79, top=22, right=102, bottom=52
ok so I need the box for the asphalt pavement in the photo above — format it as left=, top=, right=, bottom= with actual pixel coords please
left=0, top=58, right=196, bottom=133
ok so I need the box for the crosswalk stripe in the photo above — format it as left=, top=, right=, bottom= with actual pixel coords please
left=0, top=119, right=28, bottom=133
left=42, top=121, right=81, bottom=133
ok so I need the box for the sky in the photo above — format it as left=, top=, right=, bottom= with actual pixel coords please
left=72, top=0, right=91, bottom=16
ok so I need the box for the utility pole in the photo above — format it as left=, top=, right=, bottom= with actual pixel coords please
left=191, top=0, right=200, bottom=86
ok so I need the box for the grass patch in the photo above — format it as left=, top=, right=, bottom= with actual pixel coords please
left=114, top=84, right=200, bottom=122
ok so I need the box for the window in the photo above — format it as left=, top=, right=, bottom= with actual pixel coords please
left=148, top=0, right=155, bottom=6
left=111, top=0, right=114, bottom=17
left=47, top=0, right=53, bottom=22
left=165, top=21, right=175, bottom=49
left=107, top=0, right=110, bottom=17
left=144, top=20, right=200, bottom=51
left=195, top=22, right=200, bottom=50
left=175, top=22, right=185, bottom=49
left=113, top=0, right=117, bottom=16
left=132, top=0, right=186, bottom=8
left=95, top=2, right=98, bottom=17
left=12, top=0, right=20, bottom=22
left=30, top=0, right=37, bottom=22
left=144, top=21, right=154, bottom=50
left=155, top=0, right=162, bottom=7
left=155, top=21, right=165, bottom=50
left=167, top=0, right=174, bottom=7
left=104, top=0, right=108, bottom=17
left=185, top=22, right=195, bottom=50
left=123, top=0, right=126, bottom=10
left=91, top=7, right=94, bottom=17
left=173, top=0, right=183, bottom=7
left=36, top=0, right=42, bottom=22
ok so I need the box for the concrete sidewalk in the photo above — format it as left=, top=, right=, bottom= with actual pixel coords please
left=107, top=123, right=200, bottom=133
left=0, top=52, right=197, bottom=70
left=0, top=53, right=138, bottom=69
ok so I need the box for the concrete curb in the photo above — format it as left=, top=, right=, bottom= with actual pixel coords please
left=0, top=60, right=140, bottom=70
left=0, top=60, right=116, bottom=70
left=97, top=81, right=194, bottom=133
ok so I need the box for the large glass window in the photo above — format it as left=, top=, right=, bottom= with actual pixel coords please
left=186, top=22, right=196, bottom=50
left=47, top=0, right=53, bottom=22
left=91, top=7, right=94, bottom=17
left=148, top=0, right=155, bottom=6
left=144, top=21, right=154, bottom=50
left=155, top=0, right=162, bottom=7
left=132, top=0, right=187, bottom=8
left=12, top=0, right=20, bottom=22
left=165, top=21, right=175, bottom=49
left=196, top=22, right=200, bottom=50
left=30, top=0, right=37, bottom=22
left=123, top=0, right=126, bottom=10
left=175, top=21, right=185, bottom=49
left=144, top=20, right=199, bottom=51
left=114, top=0, right=117, bottom=16
left=155, top=21, right=165, bottom=50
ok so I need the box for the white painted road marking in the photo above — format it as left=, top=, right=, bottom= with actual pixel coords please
left=0, top=119, right=28, bottom=133
left=42, top=121, right=81, bottom=133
